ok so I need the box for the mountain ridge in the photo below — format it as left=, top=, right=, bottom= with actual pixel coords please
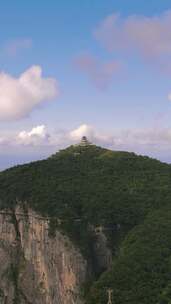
left=0, top=144, right=171, bottom=303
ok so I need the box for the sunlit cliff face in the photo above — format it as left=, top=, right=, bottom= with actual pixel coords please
left=0, top=206, right=87, bottom=304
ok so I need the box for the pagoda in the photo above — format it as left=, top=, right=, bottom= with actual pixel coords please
left=80, top=136, right=92, bottom=146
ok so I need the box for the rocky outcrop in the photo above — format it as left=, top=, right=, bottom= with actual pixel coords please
left=93, top=227, right=112, bottom=274
left=0, top=206, right=88, bottom=304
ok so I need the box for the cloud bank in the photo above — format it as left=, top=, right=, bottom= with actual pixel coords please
left=2, top=123, right=171, bottom=151
left=0, top=66, right=59, bottom=121
left=1, top=123, right=171, bottom=169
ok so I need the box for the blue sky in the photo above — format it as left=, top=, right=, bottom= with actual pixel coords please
left=1, top=0, right=171, bottom=169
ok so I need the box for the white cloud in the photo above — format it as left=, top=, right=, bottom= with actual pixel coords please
left=0, top=65, right=59, bottom=121
left=69, top=124, right=115, bottom=147
left=69, top=125, right=171, bottom=152
left=70, top=124, right=95, bottom=140
left=9, top=124, right=171, bottom=149
left=1, top=124, right=171, bottom=169
left=1, top=124, right=110, bottom=148
left=18, top=125, right=50, bottom=145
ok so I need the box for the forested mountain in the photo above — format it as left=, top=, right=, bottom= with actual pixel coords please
left=0, top=144, right=171, bottom=303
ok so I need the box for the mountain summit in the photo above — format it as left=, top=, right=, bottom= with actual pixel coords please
left=0, top=145, right=171, bottom=303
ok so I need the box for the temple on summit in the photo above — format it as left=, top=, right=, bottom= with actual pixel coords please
left=80, top=136, right=92, bottom=146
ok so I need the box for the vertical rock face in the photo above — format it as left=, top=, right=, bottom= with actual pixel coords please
left=0, top=206, right=88, bottom=304
left=93, top=228, right=112, bottom=274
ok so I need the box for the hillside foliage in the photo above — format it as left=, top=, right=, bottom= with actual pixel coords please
left=0, top=144, right=171, bottom=303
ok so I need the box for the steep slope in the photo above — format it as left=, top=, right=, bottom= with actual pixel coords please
left=0, top=144, right=171, bottom=303
left=87, top=207, right=171, bottom=304
left=0, top=206, right=87, bottom=304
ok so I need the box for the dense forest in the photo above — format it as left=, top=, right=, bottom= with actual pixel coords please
left=0, top=144, right=171, bottom=303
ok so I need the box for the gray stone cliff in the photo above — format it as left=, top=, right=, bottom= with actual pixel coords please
left=0, top=206, right=88, bottom=304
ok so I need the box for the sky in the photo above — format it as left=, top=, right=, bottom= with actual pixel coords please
left=1, top=0, right=171, bottom=169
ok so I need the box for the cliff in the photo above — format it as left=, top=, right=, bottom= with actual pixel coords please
left=0, top=205, right=88, bottom=304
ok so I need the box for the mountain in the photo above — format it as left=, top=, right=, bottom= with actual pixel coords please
left=0, top=143, right=171, bottom=303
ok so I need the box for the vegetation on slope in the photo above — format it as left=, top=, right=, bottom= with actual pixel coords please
left=0, top=144, right=171, bottom=303
left=87, top=207, right=171, bottom=304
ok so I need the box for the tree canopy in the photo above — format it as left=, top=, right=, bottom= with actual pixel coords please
left=0, top=144, right=171, bottom=303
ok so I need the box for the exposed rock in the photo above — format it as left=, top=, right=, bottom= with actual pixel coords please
left=93, top=228, right=112, bottom=273
left=0, top=206, right=88, bottom=304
